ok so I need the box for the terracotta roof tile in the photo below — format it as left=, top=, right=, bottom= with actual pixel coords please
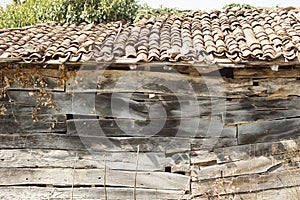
left=1, top=8, right=300, bottom=64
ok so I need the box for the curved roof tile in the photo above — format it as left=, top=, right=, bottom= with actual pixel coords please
left=0, top=8, right=300, bottom=63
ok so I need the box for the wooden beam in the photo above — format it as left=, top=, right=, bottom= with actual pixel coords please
left=0, top=187, right=187, bottom=200
left=0, top=133, right=190, bottom=153
left=238, top=117, right=300, bottom=144
left=0, top=168, right=190, bottom=190
left=0, top=149, right=190, bottom=173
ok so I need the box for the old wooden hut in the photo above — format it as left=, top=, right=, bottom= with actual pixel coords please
left=0, top=7, right=300, bottom=199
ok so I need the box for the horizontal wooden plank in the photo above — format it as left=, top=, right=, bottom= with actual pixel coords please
left=191, top=155, right=283, bottom=181
left=6, top=90, right=300, bottom=122
left=238, top=118, right=300, bottom=144
left=0, top=133, right=190, bottom=153
left=0, top=149, right=189, bottom=172
left=259, top=78, right=300, bottom=98
left=66, top=70, right=226, bottom=97
left=0, top=187, right=187, bottom=200
left=224, top=78, right=300, bottom=98
left=194, top=186, right=300, bottom=199
left=191, top=138, right=237, bottom=151
left=0, top=168, right=190, bottom=190
left=224, top=109, right=300, bottom=125
left=223, top=97, right=300, bottom=112
left=234, top=67, right=300, bottom=79
left=213, top=138, right=300, bottom=164
left=0, top=114, right=66, bottom=133
left=4, top=91, right=226, bottom=119
left=1, top=69, right=65, bottom=91
left=67, top=117, right=236, bottom=138
left=192, top=168, right=300, bottom=196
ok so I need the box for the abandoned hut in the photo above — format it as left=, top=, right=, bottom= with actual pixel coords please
left=0, top=7, right=300, bottom=199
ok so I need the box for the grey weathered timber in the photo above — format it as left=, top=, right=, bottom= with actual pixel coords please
left=0, top=149, right=190, bottom=172
left=0, top=168, right=190, bottom=190
left=2, top=64, right=300, bottom=199
left=193, top=186, right=300, bottom=200
left=2, top=69, right=65, bottom=91
left=238, top=118, right=300, bottom=144
left=191, top=138, right=238, bottom=151
left=234, top=67, right=300, bottom=78
left=191, top=155, right=283, bottom=180
left=66, top=70, right=225, bottom=97
left=0, top=187, right=187, bottom=200
left=192, top=168, right=300, bottom=196
left=213, top=138, right=300, bottom=164
left=0, top=114, right=66, bottom=133
left=66, top=70, right=300, bottom=98
left=0, top=133, right=190, bottom=153
left=224, top=109, right=300, bottom=125
left=67, top=117, right=236, bottom=138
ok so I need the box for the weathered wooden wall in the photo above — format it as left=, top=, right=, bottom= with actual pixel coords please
left=0, top=64, right=300, bottom=199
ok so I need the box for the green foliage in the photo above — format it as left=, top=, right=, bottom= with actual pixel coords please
left=0, top=0, right=139, bottom=29
left=134, top=4, right=184, bottom=22
left=223, top=3, right=256, bottom=10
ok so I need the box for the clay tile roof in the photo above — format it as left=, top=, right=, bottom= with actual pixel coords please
left=0, top=7, right=300, bottom=64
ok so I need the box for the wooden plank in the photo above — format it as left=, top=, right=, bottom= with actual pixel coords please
left=0, top=187, right=187, bottom=200
left=193, top=186, right=300, bottom=199
left=221, top=97, right=300, bottom=112
left=0, top=58, right=22, bottom=63
left=238, top=118, right=300, bottom=145
left=0, top=168, right=190, bottom=190
left=234, top=68, right=300, bottom=79
left=229, top=186, right=300, bottom=200
left=0, top=114, right=66, bottom=133
left=191, top=155, right=283, bottom=181
left=0, top=133, right=190, bottom=153
left=5, top=91, right=226, bottom=119
left=66, top=70, right=226, bottom=97
left=10, top=89, right=300, bottom=123
left=259, top=78, right=300, bottom=98
left=0, top=149, right=190, bottom=172
left=1, top=69, right=65, bottom=91
left=215, top=139, right=300, bottom=164
left=225, top=78, right=300, bottom=98
left=67, top=117, right=236, bottom=138
left=224, top=109, right=300, bottom=125
left=191, top=150, right=218, bottom=166
left=191, top=138, right=237, bottom=151
left=192, top=168, right=300, bottom=196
